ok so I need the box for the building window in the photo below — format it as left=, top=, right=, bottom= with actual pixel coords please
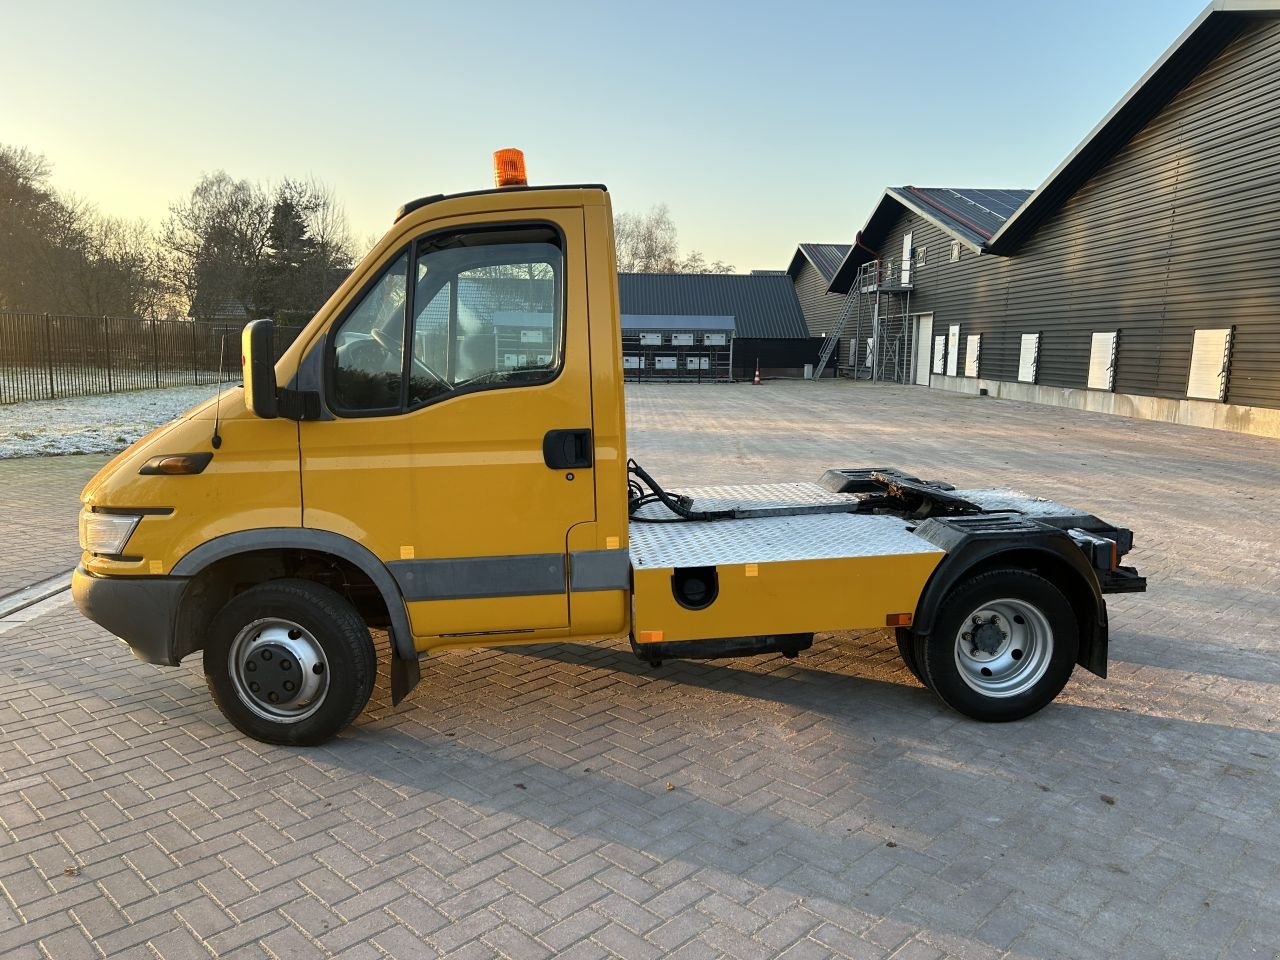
left=950, top=241, right=961, bottom=263
left=932, top=334, right=946, bottom=375
left=1087, top=331, right=1118, bottom=391
left=1186, top=328, right=1233, bottom=401
left=945, top=324, right=960, bottom=377
left=965, top=334, right=980, bottom=377
left=1018, top=333, right=1040, bottom=383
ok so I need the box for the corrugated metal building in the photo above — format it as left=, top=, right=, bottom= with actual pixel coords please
left=828, top=1, right=1280, bottom=437
left=619, top=273, right=818, bottom=378
left=786, top=243, right=851, bottom=375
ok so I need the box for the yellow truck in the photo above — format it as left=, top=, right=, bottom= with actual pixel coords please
left=73, top=151, right=1145, bottom=745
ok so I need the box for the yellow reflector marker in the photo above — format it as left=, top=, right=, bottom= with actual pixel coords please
left=744, top=564, right=758, bottom=577
left=886, top=612, right=913, bottom=627
left=638, top=630, right=664, bottom=643
left=605, top=536, right=619, bottom=550
left=493, top=148, right=528, bottom=187
left=400, top=546, right=415, bottom=559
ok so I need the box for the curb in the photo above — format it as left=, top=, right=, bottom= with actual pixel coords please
left=0, top=570, right=73, bottom=620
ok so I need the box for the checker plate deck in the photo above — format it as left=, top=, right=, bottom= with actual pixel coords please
left=629, top=484, right=941, bottom=569
left=626, top=481, right=1097, bottom=570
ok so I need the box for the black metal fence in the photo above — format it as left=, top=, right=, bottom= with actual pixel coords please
left=0, top=313, right=306, bottom=404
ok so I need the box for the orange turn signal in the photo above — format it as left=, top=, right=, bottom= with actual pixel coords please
left=493, top=148, right=528, bottom=188
left=886, top=612, right=913, bottom=627
left=139, top=452, right=213, bottom=476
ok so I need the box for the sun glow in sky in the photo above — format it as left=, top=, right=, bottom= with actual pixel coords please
left=3, top=0, right=1207, bottom=270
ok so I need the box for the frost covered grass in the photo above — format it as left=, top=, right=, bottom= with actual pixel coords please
left=0, top=384, right=230, bottom=459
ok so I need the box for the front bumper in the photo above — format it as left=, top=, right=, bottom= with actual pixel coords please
left=72, top=565, right=188, bottom=666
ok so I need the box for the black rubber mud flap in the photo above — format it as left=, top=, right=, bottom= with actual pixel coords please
left=390, top=651, right=422, bottom=705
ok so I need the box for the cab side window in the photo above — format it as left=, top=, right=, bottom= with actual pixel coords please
left=408, top=226, right=562, bottom=405
left=328, top=224, right=562, bottom=416
left=331, top=252, right=409, bottom=412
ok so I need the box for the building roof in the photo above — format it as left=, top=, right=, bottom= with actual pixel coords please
left=621, top=315, right=735, bottom=332
left=988, top=0, right=1280, bottom=253
left=618, top=273, right=810, bottom=339
left=891, top=188, right=1032, bottom=249
left=827, top=187, right=1031, bottom=294
left=786, top=243, right=853, bottom=284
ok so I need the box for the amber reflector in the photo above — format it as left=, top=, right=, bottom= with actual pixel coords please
left=493, top=148, right=528, bottom=187
left=886, top=612, right=913, bottom=627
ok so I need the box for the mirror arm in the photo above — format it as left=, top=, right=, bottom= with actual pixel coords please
left=277, top=389, right=323, bottom=421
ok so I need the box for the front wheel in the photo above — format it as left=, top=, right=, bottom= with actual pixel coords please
left=204, top=579, right=377, bottom=746
left=914, top=568, right=1079, bottom=722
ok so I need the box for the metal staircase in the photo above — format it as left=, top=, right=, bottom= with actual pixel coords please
left=812, top=291, right=857, bottom=379
left=813, top=257, right=914, bottom=381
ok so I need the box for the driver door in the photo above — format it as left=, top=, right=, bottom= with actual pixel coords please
left=300, top=208, right=595, bottom=644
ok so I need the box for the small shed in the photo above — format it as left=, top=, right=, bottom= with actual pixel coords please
left=619, top=273, right=817, bottom=378
left=492, top=311, right=555, bottom=370
left=621, top=314, right=735, bottom=382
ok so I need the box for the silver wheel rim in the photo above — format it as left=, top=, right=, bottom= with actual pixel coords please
left=953, top=598, right=1053, bottom=698
left=228, top=617, right=329, bottom=723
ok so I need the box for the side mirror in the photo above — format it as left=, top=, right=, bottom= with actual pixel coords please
left=241, top=319, right=278, bottom=419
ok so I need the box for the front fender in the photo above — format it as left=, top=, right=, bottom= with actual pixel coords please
left=170, top=527, right=421, bottom=701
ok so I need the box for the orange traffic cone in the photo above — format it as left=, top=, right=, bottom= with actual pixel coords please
left=752, top=360, right=761, bottom=386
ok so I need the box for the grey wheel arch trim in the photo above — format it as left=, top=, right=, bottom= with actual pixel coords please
left=909, top=520, right=1107, bottom=678
left=171, top=528, right=421, bottom=702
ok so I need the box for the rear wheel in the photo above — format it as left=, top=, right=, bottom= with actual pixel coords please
left=204, top=579, right=376, bottom=746
left=895, top=627, right=925, bottom=685
left=915, top=568, right=1078, bottom=722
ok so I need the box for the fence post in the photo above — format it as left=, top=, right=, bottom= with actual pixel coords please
left=44, top=313, right=55, bottom=399
left=103, top=316, right=113, bottom=393
left=151, top=319, right=160, bottom=388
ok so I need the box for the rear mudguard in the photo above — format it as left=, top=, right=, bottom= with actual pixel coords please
left=908, top=514, right=1108, bottom=678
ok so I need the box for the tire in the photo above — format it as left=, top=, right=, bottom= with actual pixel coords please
left=203, top=579, right=377, bottom=746
left=895, top=627, right=926, bottom=685
left=914, top=568, right=1078, bottom=722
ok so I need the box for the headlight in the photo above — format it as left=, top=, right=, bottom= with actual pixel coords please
left=79, top=509, right=142, bottom=556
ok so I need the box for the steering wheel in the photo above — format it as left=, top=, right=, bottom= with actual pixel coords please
left=370, top=325, right=451, bottom=391
left=342, top=337, right=388, bottom=372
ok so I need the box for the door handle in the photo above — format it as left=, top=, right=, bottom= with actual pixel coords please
left=543, top=429, right=593, bottom=470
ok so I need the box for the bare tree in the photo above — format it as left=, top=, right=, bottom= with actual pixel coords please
left=613, top=204, right=735, bottom=274
left=160, top=172, right=272, bottom=319
left=161, top=173, right=354, bottom=321
left=0, top=144, right=166, bottom=316
left=75, top=215, right=169, bottom=319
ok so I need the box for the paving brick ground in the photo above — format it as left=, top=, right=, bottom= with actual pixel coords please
left=0, top=455, right=109, bottom=598
left=1, top=382, right=1277, bottom=959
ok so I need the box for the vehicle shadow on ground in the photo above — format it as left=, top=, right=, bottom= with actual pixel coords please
left=492, top=637, right=937, bottom=723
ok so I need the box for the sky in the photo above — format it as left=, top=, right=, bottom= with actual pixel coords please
left=2, top=0, right=1210, bottom=271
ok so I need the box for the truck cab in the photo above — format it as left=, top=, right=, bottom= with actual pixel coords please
left=73, top=156, right=1144, bottom=745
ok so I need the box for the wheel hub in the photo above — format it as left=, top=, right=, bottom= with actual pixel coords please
left=953, top=598, right=1054, bottom=699
left=242, top=642, right=305, bottom=707
left=970, top=618, right=1006, bottom=655
left=228, top=619, right=329, bottom=723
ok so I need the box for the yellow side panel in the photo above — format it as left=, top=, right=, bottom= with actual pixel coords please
left=409, top=596, right=567, bottom=647
left=80, top=402, right=300, bottom=578
left=632, top=553, right=943, bottom=644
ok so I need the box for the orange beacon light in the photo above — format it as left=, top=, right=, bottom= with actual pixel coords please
left=493, top=148, right=528, bottom=187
